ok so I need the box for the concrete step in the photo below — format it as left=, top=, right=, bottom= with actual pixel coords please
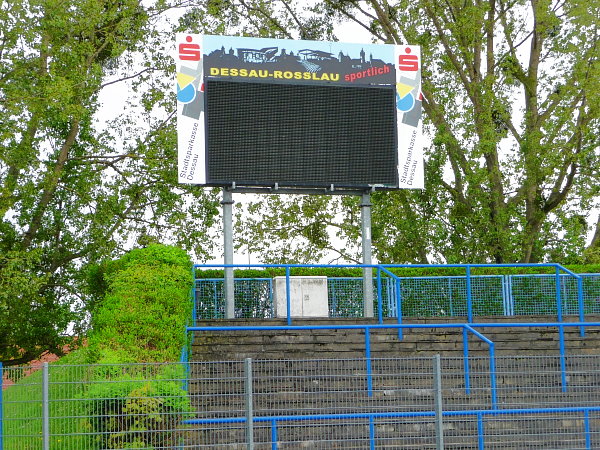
left=192, top=319, right=600, bottom=361
left=185, top=317, right=600, bottom=447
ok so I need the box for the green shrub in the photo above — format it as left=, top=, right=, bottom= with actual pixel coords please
left=88, top=244, right=193, bottom=362
left=82, top=244, right=194, bottom=448
left=83, top=364, right=193, bottom=449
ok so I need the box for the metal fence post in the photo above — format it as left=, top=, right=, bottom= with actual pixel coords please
left=369, top=415, right=375, bottom=450
left=477, top=412, right=485, bottom=450
left=377, top=267, right=383, bottom=324
left=271, top=419, right=278, bottom=450
left=578, top=277, right=586, bottom=337
left=42, top=362, right=49, bottom=450
left=466, top=265, right=473, bottom=323
left=558, top=324, right=568, bottom=393
left=245, top=358, right=254, bottom=450
left=462, top=327, right=471, bottom=394
left=396, top=278, right=403, bottom=340
left=364, top=327, right=373, bottom=397
left=285, top=266, right=291, bottom=326
left=555, top=265, right=563, bottom=323
left=584, top=410, right=591, bottom=450
left=489, top=343, right=498, bottom=409
left=433, top=354, right=444, bottom=450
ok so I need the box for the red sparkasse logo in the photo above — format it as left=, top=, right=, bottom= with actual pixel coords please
left=179, top=35, right=201, bottom=61
left=398, top=47, right=419, bottom=72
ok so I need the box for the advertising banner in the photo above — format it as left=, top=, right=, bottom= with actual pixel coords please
left=176, top=34, right=423, bottom=189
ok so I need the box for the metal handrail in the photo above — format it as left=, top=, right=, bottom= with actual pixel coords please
left=188, top=323, right=487, bottom=399
left=463, top=325, right=497, bottom=408
left=194, top=263, right=587, bottom=328
left=188, top=321, right=600, bottom=406
left=182, top=405, right=600, bottom=450
left=381, top=263, right=584, bottom=330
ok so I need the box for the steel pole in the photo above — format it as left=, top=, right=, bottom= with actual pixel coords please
left=245, top=358, right=254, bottom=450
left=222, top=189, right=235, bottom=318
left=361, top=192, right=374, bottom=318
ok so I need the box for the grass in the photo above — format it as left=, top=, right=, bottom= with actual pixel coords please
left=2, top=350, right=194, bottom=450
left=2, top=350, right=96, bottom=449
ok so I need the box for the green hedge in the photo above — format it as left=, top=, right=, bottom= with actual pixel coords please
left=196, top=264, right=600, bottom=279
left=82, top=244, right=194, bottom=448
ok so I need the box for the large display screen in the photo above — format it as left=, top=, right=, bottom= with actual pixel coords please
left=176, top=34, right=423, bottom=190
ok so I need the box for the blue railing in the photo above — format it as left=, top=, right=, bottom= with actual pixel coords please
left=187, top=323, right=495, bottom=402
left=183, top=406, right=600, bottom=450
left=381, top=263, right=584, bottom=329
left=187, top=320, right=600, bottom=413
left=194, top=263, right=591, bottom=328
left=190, top=263, right=595, bottom=417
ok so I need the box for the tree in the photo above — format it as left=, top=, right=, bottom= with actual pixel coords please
left=0, top=0, right=220, bottom=366
left=184, top=0, right=599, bottom=264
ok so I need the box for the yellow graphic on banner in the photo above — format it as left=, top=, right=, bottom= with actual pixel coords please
left=396, top=82, right=414, bottom=98
left=177, top=72, right=196, bottom=89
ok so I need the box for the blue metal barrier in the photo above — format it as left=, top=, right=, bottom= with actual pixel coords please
left=188, top=323, right=489, bottom=400
left=463, top=325, right=497, bottom=408
left=188, top=321, right=600, bottom=410
left=195, top=264, right=388, bottom=325
left=382, top=263, right=584, bottom=328
left=194, top=263, right=592, bottom=325
left=183, top=406, right=600, bottom=449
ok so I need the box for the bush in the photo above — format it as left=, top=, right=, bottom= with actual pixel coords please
left=84, top=364, right=193, bottom=449
left=82, top=244, right=194, bottom=448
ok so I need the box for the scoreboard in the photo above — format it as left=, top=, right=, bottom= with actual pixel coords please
left=176, top=34, right=423, bottom=190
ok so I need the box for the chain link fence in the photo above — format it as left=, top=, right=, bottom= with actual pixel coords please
left=3, top=354, right=600, bottom=448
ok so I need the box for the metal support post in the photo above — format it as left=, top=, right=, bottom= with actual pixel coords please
left=466, top=265, right=473, bottom=323
left=361, top=192, right=374, bottom=318
left=433, top=354, right=444, bottom=450
left=463, top=327, right=471, bottom=394
left=477, top=413, right=485, bottom=450
left=42, top=362, right=49, bottom=450
left=369, top=416, right=375, bottom=450
left=245, top=358, right=254, bottom=450
left=578, top=277, right=585, bottom=337
left=364, top=327, right=373, bottom=397
left=555, top=266, right=563, bottom=323
left=271, top=420, right=278, bottom=450
left=222, top=189, right=235, bottom=319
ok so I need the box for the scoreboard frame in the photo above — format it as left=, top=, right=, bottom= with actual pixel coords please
left=176, top=34, right=423, bottom=192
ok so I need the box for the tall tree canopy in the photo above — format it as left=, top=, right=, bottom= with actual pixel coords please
left=185, top=0, right=599, bottom=265
left=0, top=0, right=220, bottom=366
left=2, top=0, right=598, bottom=365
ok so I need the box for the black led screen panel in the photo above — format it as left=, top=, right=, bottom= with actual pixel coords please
left=205, top=80, right=398, bottom=188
